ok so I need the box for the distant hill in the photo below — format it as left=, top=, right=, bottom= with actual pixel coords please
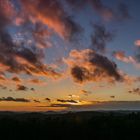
left=1, top=111, right=140, bottom=139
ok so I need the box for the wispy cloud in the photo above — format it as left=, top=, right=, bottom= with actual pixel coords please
left=91, top=24, right=114, bottom=53
left=20, top=0, right=82, bottom=39
left=129, top=88, right=140, bottom=95
left=57, top=99, right=78, bottom=104
left=16, top=84, right=28, bottom=91
left=113, top=51, right=136, bottom=64
left=0, top=97, right=30, bottom=102
left=135, top=40, right=140, bottom=47
left=11, top=76, right=21, bottom=83
left=66, top=0, right=131, bottom=21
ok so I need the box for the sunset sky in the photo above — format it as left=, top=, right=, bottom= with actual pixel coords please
left=0, top=0, right=140, bottom=111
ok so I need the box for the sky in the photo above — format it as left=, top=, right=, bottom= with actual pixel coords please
left=0, top=0, right=140, bottom=111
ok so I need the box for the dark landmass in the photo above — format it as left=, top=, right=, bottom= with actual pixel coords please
left=1, top=111, right=140, bottom=139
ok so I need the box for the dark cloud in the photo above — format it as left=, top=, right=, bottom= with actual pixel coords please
left=20, top=0, right=82, bottom=40
left=29, top=78, right=46, bottom=85
left=57, top=99, right=78, bottom=103
left=38, top=101, right=140, bottom=111
left=0, top=0, right=131, bottom=89
left=0, top=1, right=61, bottom=80
left=129, top=88, right=140, bottom=95
left=66, top=0, right=86, bottom=10
left=30, top=79, right=42, bottom=84
left=135, top=54, right=140, bottom=63
left=91, top=24, right=114, bottom=53
left=32, top=23, right=52, bottom=49
left=71, top=66, right=89, bottom=83
left=30, top=88, right=35, bottom=91
left=16, top=84, right=28, bottom=91
left=0, top=84, right=7, bottom=90
left=0, top=75, right=6, bottom=81
left=33, top=99, right=40, bottom=103
left=0, top=4, right=19, bottom=75
left=91, top=0, right=131, bottom=21
left=39, top=104, right=76, bottom=108
left=117, top=3, right=131, bottom=20
left=110, top=96, right=115, bottom=98
left=89, top=52, right=123, bottom=81
left=16, top=47, right=41, bottom=65
left=11, top=76, right=21, bottom=82
left=135, top=48, right=140, bottom=63
left=45, top=98, right=51, bottom=102
left=0, top=97, right=30, bottom=102
left=81, top=90, right=92, bottom=96
left=48, top=104, right=72, bottom=108
left=91, top=0, right=114, bottom=20
left=36, top=104, right=72, bottom=108
left=67, top=0, right=113, bottom=19
left=67, top=49, right=123, bottom=83
left=67, top=0, right=130, bottom=21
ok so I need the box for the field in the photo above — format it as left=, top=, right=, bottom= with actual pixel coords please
left=1, top=111, right=140, bottom=139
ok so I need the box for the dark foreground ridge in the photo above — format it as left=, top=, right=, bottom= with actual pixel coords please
left=1, top=111, right=140, bottom=139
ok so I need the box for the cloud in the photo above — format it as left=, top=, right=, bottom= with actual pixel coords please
left=113, top=51, right=136, bottom=63
left=11, top=76, right=21, bottom=83
left=64, top=49, right=123, bottom=84
left=0, top=75, right=6, bottom=81
left=67, top=0, right=114, bottom=20
left=33, top=99, right=40, bottom=103
left=135, top=40, right=140, bottom=47
left=20, top=0, right=82, bottom=39
left=91, top=0, right=114, bottom=20
left=42, top=101, right=89, bottom=108
left=113, top=51, right=140, bottom=70
left=110, top=96, right=115, bottom=98
left=66, top=0, right=130, bottom=21
left=45, top=98, right=51, bottom=102
left=0, top=0, right=16, bottom=18
left=134, top=47, right=140, bottom=64
left=29, top=78, right=46, bottom=85
left=0, top=0, right=61, bottom=81
left=0, top=84, right=7, bottom=90
left=16, top=84, right=28, bottom=91
left=91, top=0, right=130, bottom=21
left=30, top=88, right=35, bottom=91
left=57, top=99, right=78, bottom=103
left=128, top=88, right=140, bottom=95
left=38, top=100, right=94, bottom=108
left=0, top=0, right=133, bottom=94
left=117, top=3, right=131, bottom=20
left=32, top=23, right=53, bottom=49
left=43, top=104, right=72, bottom=108
left=81, top=90, right=92, bottom=96
left=0, top=97, right=30, bottom=102
left=38, top=101, right=140, bottom=111
left=91, top=24, right=114, bottom=52
left=66, top=0, right=86, bottom=9
left=68, top=94, right=80, bottom=99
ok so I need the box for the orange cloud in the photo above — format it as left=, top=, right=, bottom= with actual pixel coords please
left=64, top=49, right=123, bottom=84
left=29, top=78, right=47, bottom=85
left=0, top=0, right=16, bottom=18
left=11, top=76, right=21, bottom=83
left=113, top=51, right=140, bottom=69
left=20, top=0, right=81, bottom=39
left=113, top=51, right=135, bottom=63
left=135, top=40, right=140, bottom=47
